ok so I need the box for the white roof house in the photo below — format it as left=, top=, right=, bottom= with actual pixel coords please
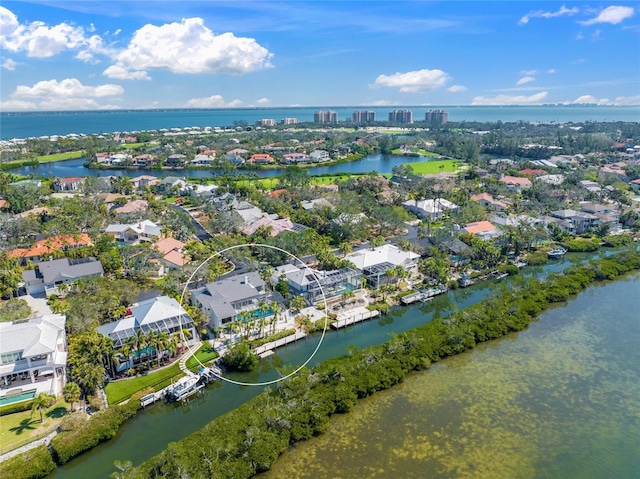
left=0, top=314, right=68, bottom=396
left=345, top=244, right=419, bottom=271
left=402, top=198, right=459, bottom=220
left=105, top=220, right=162, bottom=243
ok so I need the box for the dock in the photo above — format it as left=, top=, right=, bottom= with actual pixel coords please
left=331, top=307, right=380, bottom=330
left=139, top=365, right=221, bottom=407
left=254, top=331, right=307, bottom=356
left=400, top=291, right=434, bottom=305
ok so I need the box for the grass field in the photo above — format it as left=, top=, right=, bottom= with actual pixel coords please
left=0, top=398, right=69, bottom=454
left=406, top=159, right=460, bottom=175
left=391, top=148, right=441, bottom=158
left=35, top=151, right=84, bottom=162
left=104, top=344, right=219, bottom=405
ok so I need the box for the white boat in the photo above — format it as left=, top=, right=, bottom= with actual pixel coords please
left=166, top=375, right=200, bottom=401
left=548, top=246, right=567, bottom=258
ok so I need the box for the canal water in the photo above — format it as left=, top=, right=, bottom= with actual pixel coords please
left=260, top=273, right=640, bottom=479
left=9, top=153, right=431, bottom=179
left=46, top=249, right=634, bottom=478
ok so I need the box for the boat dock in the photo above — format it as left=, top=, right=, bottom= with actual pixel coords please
left=331, top=307, right=380, bottom=330
left=401, top=291, right=434, bottom=305
left=254, top=331, right=307, bottom=357
left=139, top=366, right=221, bottom=407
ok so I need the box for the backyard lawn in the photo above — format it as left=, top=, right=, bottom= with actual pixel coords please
left=405, top=159, right=461, bottom=175
left=0, top=398, right=69, bottom=455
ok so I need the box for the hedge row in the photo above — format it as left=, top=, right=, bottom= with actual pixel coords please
left=0, top=399, right=35, bottom=416
left=128, top=251, right=640, bottom=479
left=0, top=445, right=56, bottom=479
left=50, top=392, right=143, bottom=464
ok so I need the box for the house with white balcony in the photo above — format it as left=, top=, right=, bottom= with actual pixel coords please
left=344, top=244, right=419, bottom=289
left=0, top=314, right=68, bottom=400
left=105, top=220, right=162, bottom=243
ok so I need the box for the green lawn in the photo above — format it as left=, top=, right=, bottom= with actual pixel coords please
left=406, top=159, right=460, bottom=175
left=35, top=151, right=84, bottom=162
left=391, top=148, right=441, bottom=158
left=104, top=345, right=219, bottom=405
left=0, top=398, right=69, bottom=454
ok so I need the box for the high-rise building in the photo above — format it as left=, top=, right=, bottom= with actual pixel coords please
left=314, top=110, right=338, bottom=124
left=352, top=110, right=376, bottom=123
left=256, top=119, right=276, bottom=127
left=281, top=118, right=299, bottom=125
left=388, top=110, right=413, bottom=124
left=425, top=109, right=449, bottom=124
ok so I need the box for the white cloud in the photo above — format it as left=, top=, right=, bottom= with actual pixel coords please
left=2, top=58, right=17, bottom=70
left=256, top=97, right=271, bottom=104
left=516, top=76, right=536, bottom=85
left=184, top=95, right=242, bottom=108
left=113, top=29, right=122, bottom=36
left=14, top=78, right=123, bottom=98
left=521, top=69, right=538, bottom=76
left=373, top=68, right=450, bottom=93
left=519, top=5, right=579, bottom=25
left=110, top=17, right=273, bottom=77
left=0, top=6, right=100, bottom=58
left=571, top=94, right=640, bottom=105
left=103, top=64, right=150, bottom=80
left=4, top=78, right=123, bottom=111
left=447, top=84, right=467, bottom=93
left=547, top=68, right=556, bottom=74
left=471, top=91, right=549, bottom=105
left=0, top=99, right=38, bottom=111
left=580, top=6, right=634, bottom=26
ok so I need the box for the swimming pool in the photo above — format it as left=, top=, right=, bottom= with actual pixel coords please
left=0, top=389, right=37, bottom=406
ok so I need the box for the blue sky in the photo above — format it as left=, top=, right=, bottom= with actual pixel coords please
left=1, top=1, right=638, bottom=111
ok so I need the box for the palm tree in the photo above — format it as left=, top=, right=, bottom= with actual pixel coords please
left=269, top=301, right=281, bottom=334
left=131, top=329, right=147, bottom=367
left=259, top=266, right=275, bottom=291
left=63, top=382, right=81, bottom=412
left=145, top=330, right=157, bottom=369
left=154, top=331, right=170, bottom=367
left=31, top=392, right=56, bottom=424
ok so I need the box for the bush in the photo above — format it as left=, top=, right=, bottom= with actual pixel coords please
left=0, top=399, right=35, bottom=416
left=526, top=250, right=549, bottom=266
left=51, top=392, right=143, bottom=464
left=601, top=234, right=633, bottom=247
left=563, top=238, right=600, bottom=252
left=0, top=444, right=56, bottom=479
left=223, top=343, right=258, bottom=372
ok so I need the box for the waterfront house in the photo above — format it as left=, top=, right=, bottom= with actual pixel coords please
left=344, top=244, right=419, bottom=289
left=7, top=233, right=93, bottom=265
left=97, top=296, right=196, bottom=371
left=309, top=150, right=330, bottom=162
left=463, top=221, right=502, bottom=241
left=129, top=175, right=159, bottom=189
left=282, top=153, right=310, bottom=164
left=22, top=257, right=104, bottom=296
left=272, top=264, right=362, bottom=303
left=247, top=153, right=274, bottom=164
left=165, top=154, right=187, bottom=168
left=548, top=209, right=600, bottom=235
left=132, top=154, right=157, bottom=168
left=192, top=272, right=284, bottom=329
left=53, top=177, right=86, bottom=192
left=191, top=153, right=217, bottom=166
left=105, top=220, right=162, bottom=243
left=0, top=314, right=68, bottom=397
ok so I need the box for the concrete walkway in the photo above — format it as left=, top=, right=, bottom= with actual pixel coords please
left=0, top=429, right=57, bottom=463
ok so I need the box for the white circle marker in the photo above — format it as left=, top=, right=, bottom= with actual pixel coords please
left=179, top=243, right=329, bottom=386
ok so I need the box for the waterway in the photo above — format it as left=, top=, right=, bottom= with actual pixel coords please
left=260, top=272, right=640, bottom=479
left=47, top=249, right=634, bottom=478
left=8, top=153, right=430, bottom=179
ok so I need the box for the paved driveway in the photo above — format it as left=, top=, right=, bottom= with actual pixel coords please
left=21, top=292, right=52, bottom=317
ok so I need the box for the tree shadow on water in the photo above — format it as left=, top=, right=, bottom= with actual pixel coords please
left=9, top=418, right=38, bottom=435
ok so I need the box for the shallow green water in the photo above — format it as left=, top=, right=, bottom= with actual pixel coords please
left=261, top=274, right=640, bottom=479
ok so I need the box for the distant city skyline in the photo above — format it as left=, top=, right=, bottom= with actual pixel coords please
left=1, top=1, right=638, bottom=111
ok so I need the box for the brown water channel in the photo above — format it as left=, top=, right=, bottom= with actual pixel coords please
left=261, top=273, right=640, bottom=479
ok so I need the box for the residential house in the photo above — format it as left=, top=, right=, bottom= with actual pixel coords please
left=112, top=199, right=149, bottom=215
left=272, top=264, right=362, bottom=303
left=548, top=209, right=600, bottom=235
left=499, top=175, right=532, bottom=191
left=153, top=237, right=188, bottom=270
left=538, top=174, right=564, bottom=186
left=463, top=221, right=502, bottom=241
left=22, top=257, right=104, bottom=296
left=191, top=153, right=217, bottom=166
left=300, top=198, right=332, bottom=211
left=129, top=175, right=159, bottom=189
left=282, top=153, right=310, bottom=164
left=7, top=233, right=93, bottom=265
left=579, top=180, right=602, bottom=193
left=157, top=176, right=187, bottom=195
left=0, top=314, right=68, bottom=397
left=518, top=168, right=546, bottom=177
left=105, top=220, right=162, bottom=243
left=165, top=154, right=187, bottom=168
left=97, top=296, right=196, bottom=371
left=490, top=214, right=544, bottom=228
left=132, top=154, right=156, bottom=168
left=224, top=149, right=248, bottom=165
left=247, top=154, right=274, bottom=165
left=53, top=177, right=86, bottom=192
left=344, top=244, right=419, bottom=289
left=600, top=165, right=628, bottom=182
left=470, top=193, right=508, bottom=211
left=402, top=198, right=459, bottom=220
left=242, top=216, right=296, bottom=237
left=309, top=150, right=330, bottom=162
left=192, top=272, right=283, bottom=329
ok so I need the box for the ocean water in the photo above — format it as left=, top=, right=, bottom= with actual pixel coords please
left=1, top=105, right=638, bottom=139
